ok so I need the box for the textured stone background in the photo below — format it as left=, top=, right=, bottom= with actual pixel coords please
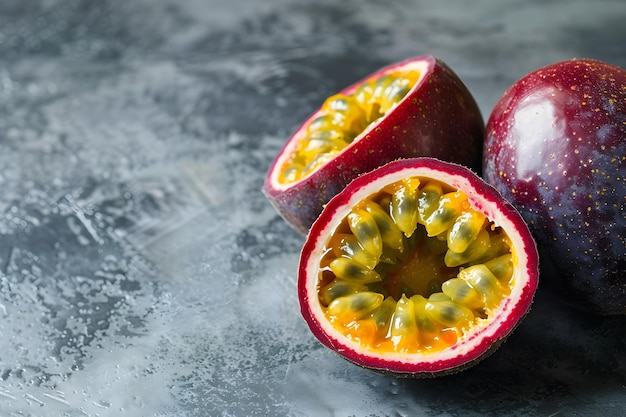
left=0, top=1, right=624, bottom=416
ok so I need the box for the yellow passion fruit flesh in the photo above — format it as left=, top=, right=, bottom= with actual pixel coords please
left=298, top=158, right=539, bottom=377
left=263, top=55, right=484, bottom=235
left=281, top=70, right=421, bottom=184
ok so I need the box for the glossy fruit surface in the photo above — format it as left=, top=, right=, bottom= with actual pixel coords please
left=484, top=58, right=626, bottom=315
left=263, top=55, right=484, bottom=235
left=298, top=158, right=538, bottom=377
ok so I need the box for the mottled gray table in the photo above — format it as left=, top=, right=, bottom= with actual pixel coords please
left=0, top=1, right=624, bottom=416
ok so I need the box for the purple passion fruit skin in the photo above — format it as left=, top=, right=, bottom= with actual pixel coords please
left=263, top=55, right=484, bottom=235
left=484, top=58, right=626, bottom=315
left=298, top=158, right=539, bottom=377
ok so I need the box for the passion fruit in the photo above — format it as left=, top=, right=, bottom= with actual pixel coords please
left=484, top=58, right=626, bottom=315
left=298, top=158, right=539, bottom=377
left=263, top=55, right=484, bottom=235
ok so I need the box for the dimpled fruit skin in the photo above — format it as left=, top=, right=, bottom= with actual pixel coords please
left=483, top=58, right=626, bottom=315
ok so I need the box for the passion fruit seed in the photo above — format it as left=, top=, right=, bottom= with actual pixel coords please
left=280, top=71, right=421, bottom=184
left=387, top=177, right=421, bottom=238
left=318, top=177, right=515, bottom=354
left=329, top=233, right=379, bottom=269
left=326, top=292, right=384, bottom=324
left=329, top=257, right=382, bottom=285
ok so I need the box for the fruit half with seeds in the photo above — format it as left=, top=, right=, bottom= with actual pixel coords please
left=298, top=158, right=538, bottom=377
left=484, top=58, right=626, bottom=315
left=263, top=55, right=484, bottom=235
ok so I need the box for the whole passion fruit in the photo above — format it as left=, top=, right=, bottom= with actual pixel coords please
left=263, top=55, right=484, bottom=235
left=298, top=158, right=538, bottom=377
left=484, top=58, right=626, bottom=315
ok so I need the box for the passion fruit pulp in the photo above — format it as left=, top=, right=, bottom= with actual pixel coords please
left=299, top=158, right=539, bottom=377
left=264, top=55, right=484, bottom=235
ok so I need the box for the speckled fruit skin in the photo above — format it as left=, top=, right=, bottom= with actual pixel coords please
left=299, top=158, right=539, bottom=377
left=484, top=58, right=626, bottom=315
left=263, top=55, right=484, bottom=235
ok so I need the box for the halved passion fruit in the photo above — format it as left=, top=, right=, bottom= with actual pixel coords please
left=298, top=158, right=539, bottom=377
left=263, top=55, right=484, bottom=235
